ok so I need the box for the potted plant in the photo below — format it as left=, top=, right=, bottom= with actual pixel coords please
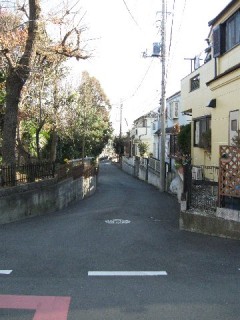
left=174, top=154, right=191, bottom=175
left=138, top=142, right=149, bottom=157
left=174, top=159, right=184, bottom=174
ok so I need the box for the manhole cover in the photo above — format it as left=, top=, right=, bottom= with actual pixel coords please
left=105, top=219, right=131, bottom=224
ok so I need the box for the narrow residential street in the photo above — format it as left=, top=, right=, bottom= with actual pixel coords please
left=0, top=160, right=240, bottom=320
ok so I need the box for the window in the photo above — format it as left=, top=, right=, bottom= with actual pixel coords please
left=138, top=118, right=147, bottom=127
left=170, top=101, right=179, bottom=119
left=226, top=11, right=240, bottom=51
left=174, top=102, right=179, bottom=118
left=194, top=116, right=211, bottom=148
left=213, top=10, right=240, bottom=57
left=231, top=119, right=238, bottom=131
left=190, top=74, right=200, bottom=91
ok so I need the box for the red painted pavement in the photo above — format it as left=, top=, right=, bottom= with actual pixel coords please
left=0, top=295, right=71, bottom=320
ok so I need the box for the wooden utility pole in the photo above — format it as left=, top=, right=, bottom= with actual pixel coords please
left=159, top=0, right=166, bottom=192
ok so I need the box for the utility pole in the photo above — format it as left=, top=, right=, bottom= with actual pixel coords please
left=142, top=0, right=166, bottom=190
left=119, top=103, right=123, bottom=138
left=159, top=0, right=166, bottom=192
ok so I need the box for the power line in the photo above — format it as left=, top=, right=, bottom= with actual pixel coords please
left=140, top=91, right=161, bottom=114
left=166, top=0, right=188, bottom=78
left=111, top=58, right=154, bottom=106
left=128, top=58, right=154, bottom=99
left=121, top=0, right=140, bottom=29
left=165, top=0, right=176, bottom=85
left=167, top=0, right=176, bottom=61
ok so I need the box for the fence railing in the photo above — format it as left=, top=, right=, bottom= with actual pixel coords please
left=192, top=165, right=219, bottom=183
left=149, top=157, right=160, bottom=173
left=140, top=157, right=148, bottom=169
left=0, top=162, right=55, bottom=187
left=0, top=162, right=98, bottom=188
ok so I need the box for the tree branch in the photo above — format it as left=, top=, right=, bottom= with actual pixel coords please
left=0, top=49, right=15, bottom=68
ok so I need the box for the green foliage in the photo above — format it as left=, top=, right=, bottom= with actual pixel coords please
left=20, top=120, right=50, bottom=158
left=138, top=142, right=149, bottom=157
left=0, top=91, right=6, bottom=105
left=177, top=124, right=191, bottom=155
left=0, top=71, right=6, bottom=83
left=56, top=137, right=82, bottom=163
left=55, top=71, right=113, bottom=162
left=113, top=137, right=125, bottom=156
left=0, top=105, right=4, bottom=134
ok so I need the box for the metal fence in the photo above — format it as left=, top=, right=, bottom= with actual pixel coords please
left=149, top=157, right=160, bottom=172
left=183, top=164, right=219, bottom=211
left=0, top=161, right=99, bottom=188
left=0, top=162, right=55, bottom=187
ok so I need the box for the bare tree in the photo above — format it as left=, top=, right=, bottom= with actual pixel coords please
left=0, top=0, right=89, bottom=167
left=1, top=0, right=41, bottom=166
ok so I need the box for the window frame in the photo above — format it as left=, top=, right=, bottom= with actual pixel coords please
left=193, top=116, right=211, bottom=148
left=225, top=10, right=240, bottom=51
left=213, top=10, right=240, bottom=57
left=190, top=74, right=200, bottom=92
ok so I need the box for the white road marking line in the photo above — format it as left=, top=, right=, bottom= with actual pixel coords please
left=0, top=270, right=12, bottom=275
left=88, top=271, right=167, bottom=276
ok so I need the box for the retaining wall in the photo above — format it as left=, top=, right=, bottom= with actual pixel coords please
left=180, top=210, right=240, bottom=240
left=138, top=166, right=147, bottom=181
left=0, top=175, right=96, bottom=224
left=148, top=169, right=161, bottom=189
left=122, top=158, right=135, bottom=176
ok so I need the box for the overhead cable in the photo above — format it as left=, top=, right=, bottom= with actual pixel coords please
left=122, top=0, right=140, bottom=29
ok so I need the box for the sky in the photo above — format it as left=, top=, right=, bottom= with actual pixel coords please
left=49, top=0, right=232, bottom=134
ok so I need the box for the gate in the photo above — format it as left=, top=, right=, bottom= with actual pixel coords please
left=184, top=164, right=219, bottom=211
left=219, top=145, right=240, bottom=209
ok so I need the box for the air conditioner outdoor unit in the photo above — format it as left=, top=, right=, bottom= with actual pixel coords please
left=192, top=166, right=203, bottom=180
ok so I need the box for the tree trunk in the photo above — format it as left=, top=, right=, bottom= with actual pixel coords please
left=2, top=72, right=22, bottom=166
left=49, top=129, right=58, bottom=162
left=36, top=120, right=45, bottom=161
left=82, top=133, right=85, bottom=161
left=17, top=138, right=31, bottom=165
left=2, top=0, right=41, bottom=166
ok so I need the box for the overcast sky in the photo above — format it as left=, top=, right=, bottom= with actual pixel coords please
left=48, top=0, right=232, bottom=134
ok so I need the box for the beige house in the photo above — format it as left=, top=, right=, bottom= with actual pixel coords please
left=181, top=0, right=240, bottom=168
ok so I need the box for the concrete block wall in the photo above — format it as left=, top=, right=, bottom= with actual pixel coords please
left=138, top=166, right=147, bottom=181
left=122, top=157, right=135, bottom=176
left=0, top=175, right=97, bottom=225
left=216, top=207, right=240, bottom=222
left=180, top=211, right=240, bottom=240
left=148, top=169, right=160, bottom=189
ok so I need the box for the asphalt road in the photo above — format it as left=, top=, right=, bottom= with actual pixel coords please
left=0, top=160, right=240, bottom=320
